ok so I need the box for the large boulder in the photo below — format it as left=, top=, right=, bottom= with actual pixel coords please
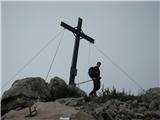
left=1, top=77, right=51, bottom=115
left=49, top=76, right=86, bottom=99
left=49, top=76, right=68, bottom=99
left=69, top=86, right=87, bottom=97
left=143, top=87, right=160, bottom=103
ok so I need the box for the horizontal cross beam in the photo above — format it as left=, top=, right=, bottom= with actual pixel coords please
left=61, top=22, right=95, bottom=44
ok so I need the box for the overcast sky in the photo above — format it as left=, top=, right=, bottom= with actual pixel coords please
left=1, top=1, right=159, bottom=95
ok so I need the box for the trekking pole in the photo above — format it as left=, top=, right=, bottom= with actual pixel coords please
left=76, top=80, right=92, bottom=87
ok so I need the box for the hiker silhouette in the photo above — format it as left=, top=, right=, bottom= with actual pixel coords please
left=89, top=62, right=101, bottom=96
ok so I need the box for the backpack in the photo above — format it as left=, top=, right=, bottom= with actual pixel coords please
left=88, top=67, right=95, bottom=78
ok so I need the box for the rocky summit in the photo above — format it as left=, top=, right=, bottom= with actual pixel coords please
left=1, top=77, right=160, bottom=120
left=1, top=76, right=86, bottom=116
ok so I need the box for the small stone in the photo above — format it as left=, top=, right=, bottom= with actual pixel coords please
left=115, top=114, right=122, bottom=120
left=133, top=107, right=146, bottom=113
left=153, top=110, right=160, bottom=118
left=134, top=113, right=144, bottom=119
left=94, top=106, right=104, bottom=115
left=144, top=111, right=153, bottom=117
left=102, top=112, right=114, bottom=120
left=149, top=100, right=157, bottom=110
left=105, top=109, right=116, bottom=117
left=128, top=110, right=135, bottom=118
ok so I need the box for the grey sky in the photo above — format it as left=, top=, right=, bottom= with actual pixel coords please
left=2, top=1, right=159, bottom=95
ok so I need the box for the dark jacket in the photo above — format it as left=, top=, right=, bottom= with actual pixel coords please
left=93, top=66, right=101, bottom=79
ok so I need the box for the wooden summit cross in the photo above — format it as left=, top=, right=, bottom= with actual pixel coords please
left=61, top=17, right=95, bottom=86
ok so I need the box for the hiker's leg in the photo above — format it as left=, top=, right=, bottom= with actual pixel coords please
left=92, top=80, right=97, bottom=96
left=94, top=79, right=101, bottom=90
left=89, top=90, right=94, bottom=96
left=89, top=80, right=95, bottom=96
left=94, top=90, right=97, bottom=96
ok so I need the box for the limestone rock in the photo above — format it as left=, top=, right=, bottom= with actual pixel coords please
left=1, top=77, right=51, bottom=115
left=143, top=87, right=160, bottom=103
left=2, top=101, right=95, bottom=120
left=49, top=76, right=68, bottom=99
left=49, top=76, right=86, bottom=99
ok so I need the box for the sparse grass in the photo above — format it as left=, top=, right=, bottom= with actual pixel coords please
left=56, top=85, right=143, bottom=103
left=94, top=86, right=143, bottom=103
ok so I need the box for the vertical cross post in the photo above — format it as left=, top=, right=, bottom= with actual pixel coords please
left=69, top=18, right=82, bottom=85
